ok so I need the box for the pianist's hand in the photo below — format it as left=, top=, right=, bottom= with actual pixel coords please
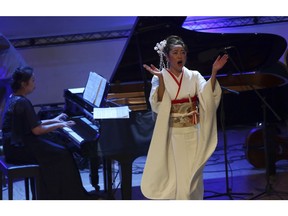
left=54, top=113, right=68, bottom=122
left=143, top=64, right=162, bottom=77
left=62, top=120, right=75, bottom=128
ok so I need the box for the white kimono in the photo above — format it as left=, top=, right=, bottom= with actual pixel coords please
left=141, top=67, right=221, bottom=200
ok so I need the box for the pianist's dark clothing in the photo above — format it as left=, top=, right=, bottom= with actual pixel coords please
left=1, top=94, right=89, bottom=200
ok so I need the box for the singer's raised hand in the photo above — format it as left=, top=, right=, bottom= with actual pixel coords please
left=212, top=54, right=229, bottom=73
left=143, top=64, right=162, bottom=77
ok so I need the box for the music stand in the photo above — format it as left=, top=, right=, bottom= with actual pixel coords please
left=204, top=86, right=253, bottom=200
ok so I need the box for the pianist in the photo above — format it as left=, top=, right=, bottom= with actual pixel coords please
left=141, top=35, right=228, bottom=200
left=1, top=66, right=101, bottom=200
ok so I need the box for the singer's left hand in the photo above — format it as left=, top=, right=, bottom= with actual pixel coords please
left=213, top=54, right=229, bottom=72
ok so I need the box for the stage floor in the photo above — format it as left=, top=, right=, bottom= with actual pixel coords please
left=2, top=124, right=288, bottom=200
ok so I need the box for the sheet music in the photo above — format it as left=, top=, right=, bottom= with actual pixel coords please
left=68, top=87, right=84, bottom=94
left=83, top=72, right=107, bottom=107
left=93, top=106, right=130, bottom=119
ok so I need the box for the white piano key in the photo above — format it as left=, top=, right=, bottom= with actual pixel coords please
left=62, top=127, right=84, bottom=143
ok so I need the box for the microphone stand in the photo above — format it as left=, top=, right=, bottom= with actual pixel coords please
left=249, top=87, right=288, bottom=200
left=222, top=47, right=288, bottom=199
left=205, top=86, right=253, bottom=200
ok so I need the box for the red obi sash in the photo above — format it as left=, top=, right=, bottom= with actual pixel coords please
left=171, top=95, right=198, bottom=104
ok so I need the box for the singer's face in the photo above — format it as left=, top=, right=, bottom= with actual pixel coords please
left=167, top=45, right=187, bottom=73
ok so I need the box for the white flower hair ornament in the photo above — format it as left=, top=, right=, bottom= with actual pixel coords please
left=154, top=40, right=167, bottom=70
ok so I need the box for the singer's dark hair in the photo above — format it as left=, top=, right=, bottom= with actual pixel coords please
left=163, top=35, right=188, bottom=55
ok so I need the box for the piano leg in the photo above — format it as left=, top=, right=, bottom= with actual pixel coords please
left=102, top=157, right=115, bottom=199
left=89, top=156, right=100, bottom=191
left=103, top=155, right=136, bottom=200
left=119, top=159, right=133, bottom=200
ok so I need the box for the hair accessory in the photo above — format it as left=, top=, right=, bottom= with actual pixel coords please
left=154, top=40, right=167, bottom=70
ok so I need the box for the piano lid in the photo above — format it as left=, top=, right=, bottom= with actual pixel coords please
left=110, top=16, right=287, bottom=84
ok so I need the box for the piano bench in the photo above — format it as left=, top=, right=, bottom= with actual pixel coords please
left=0, top=156, right=40, bottom=200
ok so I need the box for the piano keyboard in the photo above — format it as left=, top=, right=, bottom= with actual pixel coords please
left=60, top=116, right=100, bottom=149
left=62, top=126, right=84, bottom=144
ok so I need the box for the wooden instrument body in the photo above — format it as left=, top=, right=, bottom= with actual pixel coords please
left=245, top=126, right=288, bottom=168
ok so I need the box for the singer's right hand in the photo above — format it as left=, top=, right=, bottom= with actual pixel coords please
left=143, top=64, right=162, bottom=77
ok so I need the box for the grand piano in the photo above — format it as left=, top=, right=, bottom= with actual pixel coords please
left=62, top=16, right=288, bottom=199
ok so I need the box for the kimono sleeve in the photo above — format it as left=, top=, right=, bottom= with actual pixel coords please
left=149, top=75, right=161, bottom=113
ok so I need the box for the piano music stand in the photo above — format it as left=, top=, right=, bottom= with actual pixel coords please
left=204, top=87, right=253, bottom=200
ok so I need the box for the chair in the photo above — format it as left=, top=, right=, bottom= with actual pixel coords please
left=0, top=155, right=40, bottom=200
